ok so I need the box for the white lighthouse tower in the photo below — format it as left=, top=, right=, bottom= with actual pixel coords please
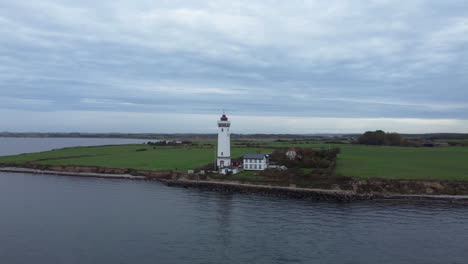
left=217, top=113, right=231, bottom=169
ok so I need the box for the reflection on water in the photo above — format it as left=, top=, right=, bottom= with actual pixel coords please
left=0, top=172, right=467, bottom=264
left=215, top=194, right=233, bottom=248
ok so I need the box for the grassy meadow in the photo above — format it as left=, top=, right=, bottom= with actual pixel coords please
left=268, top=142, right=468, bottom=180
left=335, top=145, right=468, bottom=181
left=0, top=144, right=273, bottom=171
left=0, top=140, right=467, bottom=180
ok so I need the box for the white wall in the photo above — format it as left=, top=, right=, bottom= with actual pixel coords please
left=217, top=120, right=231, bottom=167
left=243, top=158, right=268, bottom=171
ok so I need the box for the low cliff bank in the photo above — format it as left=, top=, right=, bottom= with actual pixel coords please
left=161, top=179, right=468, bottom=203
left=0, top=163, right=184, bottom=179
left=351, top=178, right=468, bottom=196
left=2, top=163, right=468, bottom=202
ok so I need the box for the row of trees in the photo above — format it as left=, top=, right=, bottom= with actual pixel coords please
left=357, top=130, right=404, bottom=146
left=269, top=147, right=340, bottom=169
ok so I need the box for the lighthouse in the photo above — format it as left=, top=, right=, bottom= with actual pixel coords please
left=217, top=114, right=231, bottom=168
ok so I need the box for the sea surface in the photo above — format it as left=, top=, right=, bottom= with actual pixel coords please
left=0, top=138, right=467, bottom=264
left=0, top=137, right=148, bottom=156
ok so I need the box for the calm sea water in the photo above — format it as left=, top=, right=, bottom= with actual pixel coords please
left=0, top=138, right=467, bottom=264
left=0, top=137, right=148, bottom=156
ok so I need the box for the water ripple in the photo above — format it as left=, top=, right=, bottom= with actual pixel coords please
left=1, top=172, right=468, bottom=264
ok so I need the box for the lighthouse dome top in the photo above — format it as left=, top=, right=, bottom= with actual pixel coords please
left=220, top=114, right=228, bottom=121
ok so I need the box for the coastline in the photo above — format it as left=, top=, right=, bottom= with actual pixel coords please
left=0, top=167, right=147, bottom=180
left=2, top=166, right=468, bottom=203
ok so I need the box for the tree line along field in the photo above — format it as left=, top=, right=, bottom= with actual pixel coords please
left=0, top=141, right=467, bottom=181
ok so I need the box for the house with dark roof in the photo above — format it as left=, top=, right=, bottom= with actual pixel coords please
left=231, top=157, right=243, bottom=167
left=243, top=153, right=269, bottom=171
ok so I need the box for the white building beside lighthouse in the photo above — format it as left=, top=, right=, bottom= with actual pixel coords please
left=217, top=114, right=231, bottom=169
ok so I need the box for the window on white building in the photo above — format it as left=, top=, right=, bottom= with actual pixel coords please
left=259, top=165, right=262, bottom=169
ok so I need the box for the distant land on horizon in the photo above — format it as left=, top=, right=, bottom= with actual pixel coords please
left=1, top=132, right=468, bottom=140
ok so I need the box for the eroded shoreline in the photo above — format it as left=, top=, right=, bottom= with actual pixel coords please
left=2, top=166, right=468, bottom=203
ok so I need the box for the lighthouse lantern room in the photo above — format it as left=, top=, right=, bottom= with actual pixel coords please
left=217, top=114, right=231, bottom=168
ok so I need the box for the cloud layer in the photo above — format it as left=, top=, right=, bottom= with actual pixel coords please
left=1, top=0, right=467, bottom=132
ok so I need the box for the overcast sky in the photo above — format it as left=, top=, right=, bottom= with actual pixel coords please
left=1, top=0, right=467, bottom=133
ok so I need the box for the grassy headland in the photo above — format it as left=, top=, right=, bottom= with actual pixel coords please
left=0, top=144, right=273, bottom=171
left=0, top=141, right=467, bottom=181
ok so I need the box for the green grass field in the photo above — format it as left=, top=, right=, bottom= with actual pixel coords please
left=0, top=141, right=467, bottom=180
left=335, top=145, right=468, bottom=180
left=0, top=144, right=273, bottom=171
left=255, top=141, right=468, bottom=180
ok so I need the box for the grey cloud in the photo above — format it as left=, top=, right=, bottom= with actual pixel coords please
left=0, top=0, right=467, bottom=132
